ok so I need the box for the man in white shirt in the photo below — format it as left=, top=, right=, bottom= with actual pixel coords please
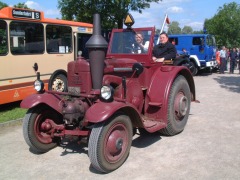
left=219, top=46, right=227, bottom=74
left=132, top=32, right=149, bottom=54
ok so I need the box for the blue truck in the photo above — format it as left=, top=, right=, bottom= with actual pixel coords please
left=167, top=34, right=218, bottom=75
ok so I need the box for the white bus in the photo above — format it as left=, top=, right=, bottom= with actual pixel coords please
left=0, top=7, right=93, bottom=104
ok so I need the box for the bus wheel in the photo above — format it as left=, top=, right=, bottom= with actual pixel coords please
left=88, top=114, right=133, bottom=173
left=23, top=106, right=62, bottom=153
left=189, top=61, right=198, bottom=76
left=48, top=73, right=67, bottom=92
left=159, top=75, right=191, bottom=136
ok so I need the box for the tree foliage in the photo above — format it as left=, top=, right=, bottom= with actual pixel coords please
left=58, top=0, right=161, bottom=29
left=0, top=1, right=8, bottom=9
left=167, top=21, right=181, bottom=34
left=0, top=1, right=30, bottom=10
left=204, top=2, right=240, bottom=48
left=182, top=26, right=193, bottom=34
left=13, top=3, right=30, bottom=9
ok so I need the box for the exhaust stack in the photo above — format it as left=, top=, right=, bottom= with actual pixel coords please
left=86, top=14, right=108, bottom=90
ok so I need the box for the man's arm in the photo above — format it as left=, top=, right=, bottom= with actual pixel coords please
left=143, top=41, right=149, bottom=52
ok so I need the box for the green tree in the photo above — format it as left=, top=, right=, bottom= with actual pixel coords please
left=13, top=3, right=30, bottom=9
left=182, top=26, right=193, bottom=34
left=192, top=30, right=204, bottom=34
left=0, top=1, right=30, bottom=10
left=58, top=0, right=162, bottom=29
left=204, top=2, right=240, bottom=47
left=0, top=1, right=8, bottom=9
left=167, top=21, right=181, bottom=34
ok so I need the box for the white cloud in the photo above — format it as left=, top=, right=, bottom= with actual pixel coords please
left=129, top=10, right=165, bottom=29
left=25, top=1, right=41, bottom=10
left=24, top=1, right=61, bottom=18
left=167, top=6, right=184, bottom=13
left=187, top=21, right=203, bottom=30
left=160, top=0, right=191, bottom=3
left=45, top=9, right=61, bottom=16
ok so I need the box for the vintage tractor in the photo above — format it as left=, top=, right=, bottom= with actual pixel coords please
left=21, top=13, right=196, bottom=173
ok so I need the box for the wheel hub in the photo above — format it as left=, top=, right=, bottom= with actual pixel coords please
left=107, top=130, right=123, bottom=156
left=116, top=138, right=123, bottom=150
left=52, top=78, right=64, bottom=91
left=40, top=120, right=52, bottom=131
left=174, top=92, right=188, bottom=119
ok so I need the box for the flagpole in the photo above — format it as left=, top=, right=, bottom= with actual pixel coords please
left=157, top=14, right=168, bottom=44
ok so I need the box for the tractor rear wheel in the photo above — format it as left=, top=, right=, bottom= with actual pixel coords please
left=159, top=75, right=191, bottom=136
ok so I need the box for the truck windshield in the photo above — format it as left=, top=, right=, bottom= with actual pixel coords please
left=109, top=30, right=151, bottom=54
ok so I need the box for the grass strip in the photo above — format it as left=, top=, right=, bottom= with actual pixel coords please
left=0, top=101, right=27, bottom=123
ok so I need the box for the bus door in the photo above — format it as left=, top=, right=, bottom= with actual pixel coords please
left=74, top=32, right=92, bottom=60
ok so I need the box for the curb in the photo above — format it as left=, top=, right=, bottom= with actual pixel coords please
left=0, top=118, right=23, bottom=129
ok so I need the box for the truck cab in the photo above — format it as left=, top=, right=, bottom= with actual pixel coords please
left=168, top=34, right=217, bottom=75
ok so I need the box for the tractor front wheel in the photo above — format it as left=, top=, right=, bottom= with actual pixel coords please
left=23, top=106, right=62, bottom=153
left=88, top=113, right=133, bottom=173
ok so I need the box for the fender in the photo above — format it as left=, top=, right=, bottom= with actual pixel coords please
left=48, top=69, right=67, bottom=84
left=20, top=93, right=63, bottom=114
left=173, top=58, right=189, bottom=66
left=189, top=55, right=201, bottom=67
left=146, top=65, right=195, bottom=124
left=85, top=100, right=141, bottom=124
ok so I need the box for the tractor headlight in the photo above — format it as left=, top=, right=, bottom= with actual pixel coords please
left=34, top=80, right=44, bottom=92
left=100, top=85, right=114, bottom=101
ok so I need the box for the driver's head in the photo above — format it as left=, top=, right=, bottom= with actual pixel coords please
left=135, top=32, right=144, bottom=44
left=159, top=32, right=169, bottom=44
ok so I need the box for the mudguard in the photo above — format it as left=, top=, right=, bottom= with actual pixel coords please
left=146, top=65, right=195, bottom=124
left=20, top=93, right=63, bottom=114
left=85, top=101, right=140, bottom=123
left=173, top=58, right=189, bottom=66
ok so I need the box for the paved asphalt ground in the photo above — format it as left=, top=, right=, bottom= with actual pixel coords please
left=0, top=71, right=240, bottom=180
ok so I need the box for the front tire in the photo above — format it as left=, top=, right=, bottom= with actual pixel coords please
left=159, top=75, right=191, bottom=136
left=188, top=61, right=198, bottom=76
left=23, top=106, right=62, bottom=153
left=88, top=113, right=133, bottom=173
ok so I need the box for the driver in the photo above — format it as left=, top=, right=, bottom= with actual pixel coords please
left=152, top=32, right=176, bottom=62
left=132, top=32, right=149, bottom=54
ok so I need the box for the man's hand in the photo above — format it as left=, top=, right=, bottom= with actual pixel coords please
left=152, top=57, right=165, bottom=62
left=137, top=42, right=144, bottom=49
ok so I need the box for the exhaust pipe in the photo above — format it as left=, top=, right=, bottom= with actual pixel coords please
left=85, top=14, right=108, bottom=90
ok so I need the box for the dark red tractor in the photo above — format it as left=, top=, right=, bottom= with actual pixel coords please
left=21, top=14, right=196, bottom=173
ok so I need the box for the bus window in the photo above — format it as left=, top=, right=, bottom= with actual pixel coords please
left=0, top=20, right=8, bottom=55
left=46, top=25, right=72, bottom=54
left=10, top=21, right=44, bottom=55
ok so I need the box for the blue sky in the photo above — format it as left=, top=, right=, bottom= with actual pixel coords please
left=3, top=0, right=237, bottom=30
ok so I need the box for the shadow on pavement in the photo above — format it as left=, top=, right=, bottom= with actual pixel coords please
left=132, top=132, right=162, bottom=148
left=59, top=137, right=88, bottom=156
left=57, top=131, right=162, bottom=155
left=213, top=75, right=240, bottom=93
